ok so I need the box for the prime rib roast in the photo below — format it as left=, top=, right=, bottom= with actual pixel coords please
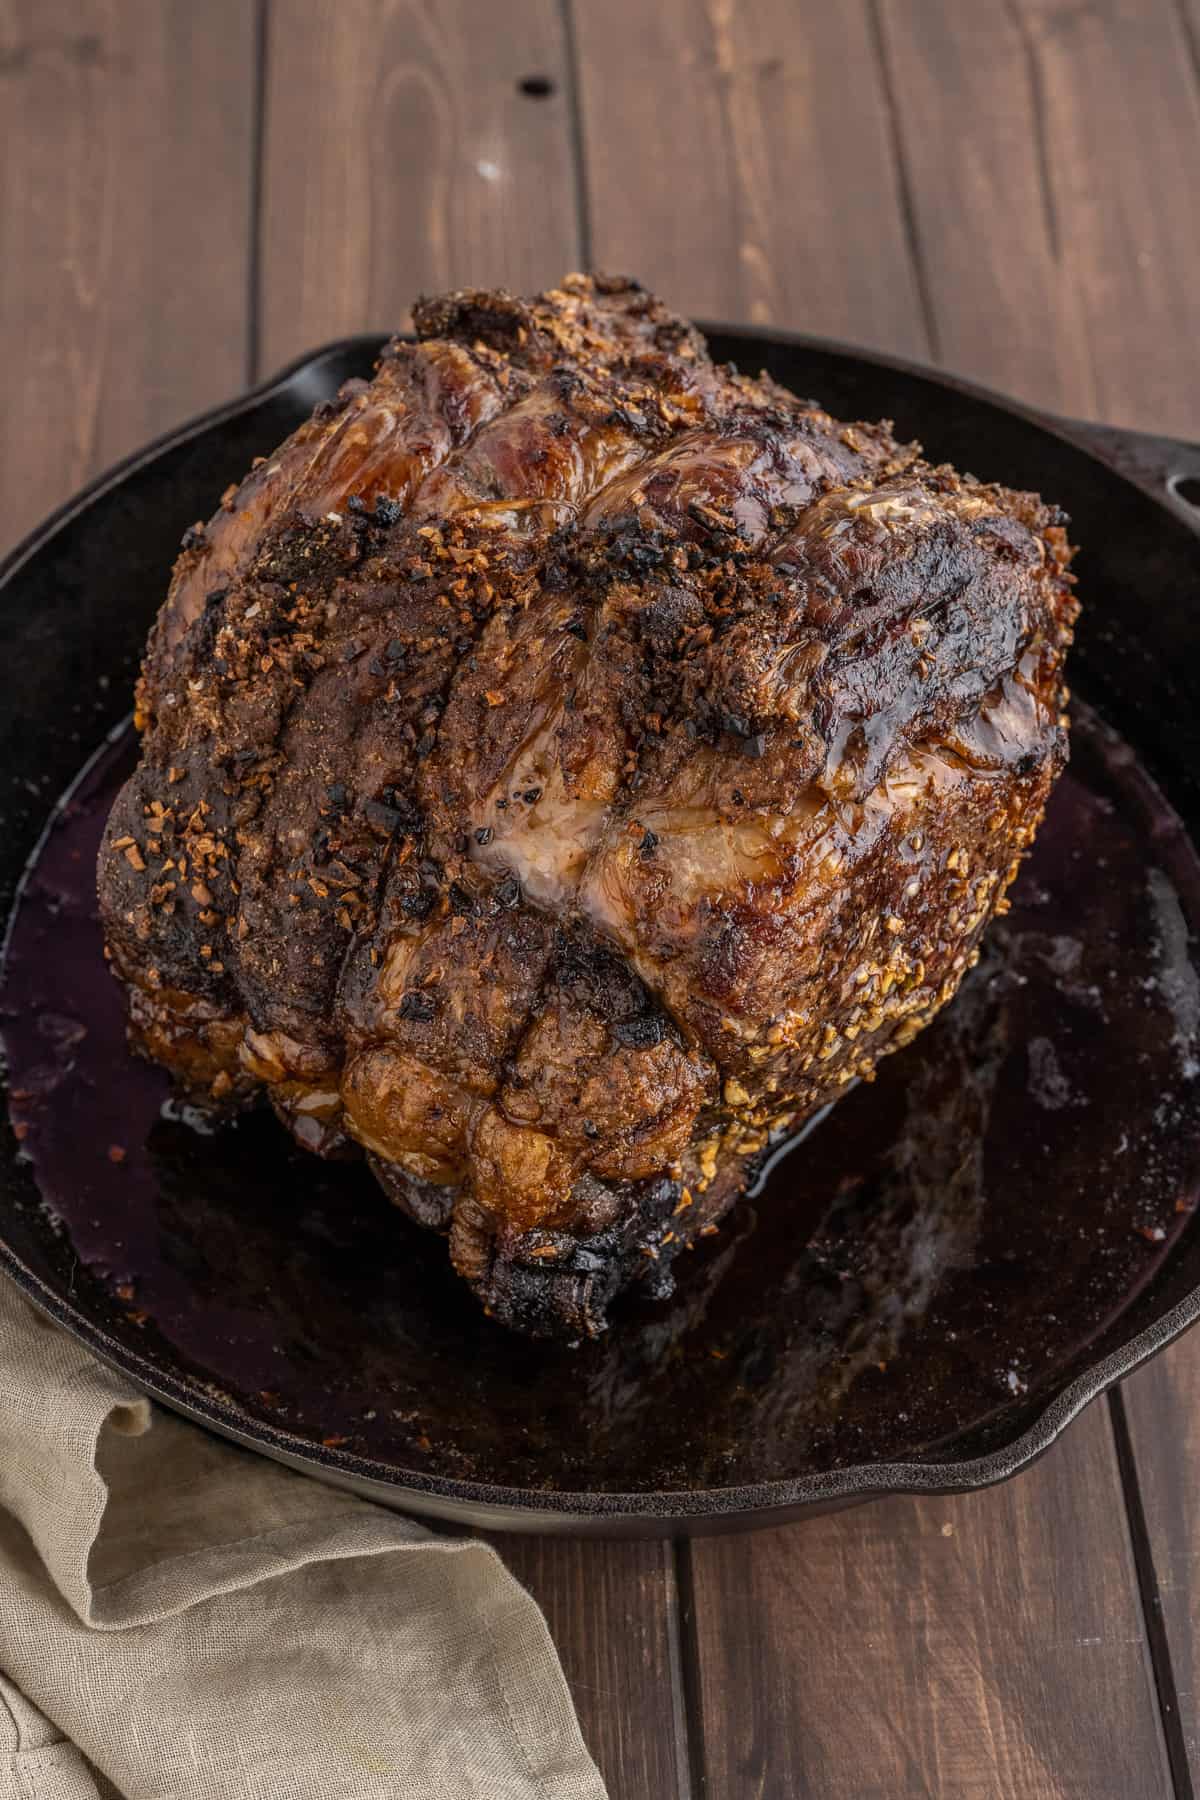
left=99, top=275, right=1077, bottom=1339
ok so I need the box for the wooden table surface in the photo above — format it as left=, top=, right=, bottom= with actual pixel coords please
left=3, top=4, right=1200, bottom=1795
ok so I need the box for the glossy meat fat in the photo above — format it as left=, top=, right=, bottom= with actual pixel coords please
left=99, top=276, right=1078, bottom=1338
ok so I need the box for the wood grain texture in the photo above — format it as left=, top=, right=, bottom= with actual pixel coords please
left=259, top=27, right=696, bottom=1775
left=1122, top=1341, right=1200, bottom=1788
left=0, top=0, right=254, bottom=553
left=259, top=0, right=580, bottom=370
left=496, top=1536, right=689, bottom=1800
left=3, top=5, right=1196, bottom=1794
left=568, top=8, right=1184, bottom=1794
left=571, top=0, right=930, bottom=356
left=687, top=1405, right=1170, bottom=1800
left=875, top=0, right=1200, bottom=435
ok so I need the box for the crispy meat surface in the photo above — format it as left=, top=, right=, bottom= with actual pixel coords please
left=99, top=275, right=1078, bottom=1338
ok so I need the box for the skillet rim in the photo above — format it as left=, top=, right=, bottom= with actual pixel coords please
left=1, top=322, right=1198, bottom=1532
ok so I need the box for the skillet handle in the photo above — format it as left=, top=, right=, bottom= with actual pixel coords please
left=1056, top=416, right=1200, bottom=527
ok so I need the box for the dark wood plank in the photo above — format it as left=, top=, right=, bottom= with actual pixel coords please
left=688, top=1405, right=1170, bottom=1799
left=874, top=0, right=1200, bottom=1783
left=6, top=9, right=1192, bottom=1798
left=872, top=0, right=1200, bottom=1786
left=875, top=0, right=1200, bottom=434
left=259, top=17, right=692, bottom=1794
left=498, top=1537, right=689, bottom=1800
left=1121, top=1340, right=1200, bottom=1788
left=569, top=3, right=1194, bottom=1791
left=0, top=0, right=255, bottom=552
left=259, top=0, right=580, bottom=371
left=1108, top=65, right=1200, bottom=1780
left=571, top=0, right=930, bottom=356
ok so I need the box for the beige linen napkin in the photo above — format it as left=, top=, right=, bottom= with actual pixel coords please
left=0, top=1281, right=607, bottom=1800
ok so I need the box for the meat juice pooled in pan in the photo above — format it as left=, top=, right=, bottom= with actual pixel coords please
left=98, top=275, right=1077, bottom=1339
left=10, top=703, right=1200, bottom=1485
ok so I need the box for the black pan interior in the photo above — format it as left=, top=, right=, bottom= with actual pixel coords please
left=1, top=330, right=1198, bottom=1529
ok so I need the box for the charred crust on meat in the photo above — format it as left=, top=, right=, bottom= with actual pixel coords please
left=99, top=273, right=1079, bottom=1340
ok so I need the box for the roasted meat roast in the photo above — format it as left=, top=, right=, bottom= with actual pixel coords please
left=99, top=275, right=1078, bottom=1339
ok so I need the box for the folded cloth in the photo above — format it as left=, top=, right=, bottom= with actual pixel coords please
left=0, top=1281, right=607, bottom=1800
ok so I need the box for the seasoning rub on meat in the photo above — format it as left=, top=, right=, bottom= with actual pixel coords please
left=99, top=275, right=1078, bottom=1339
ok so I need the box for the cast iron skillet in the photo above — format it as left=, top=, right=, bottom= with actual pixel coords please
left=1, top=325, right=1199, bottom=1537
